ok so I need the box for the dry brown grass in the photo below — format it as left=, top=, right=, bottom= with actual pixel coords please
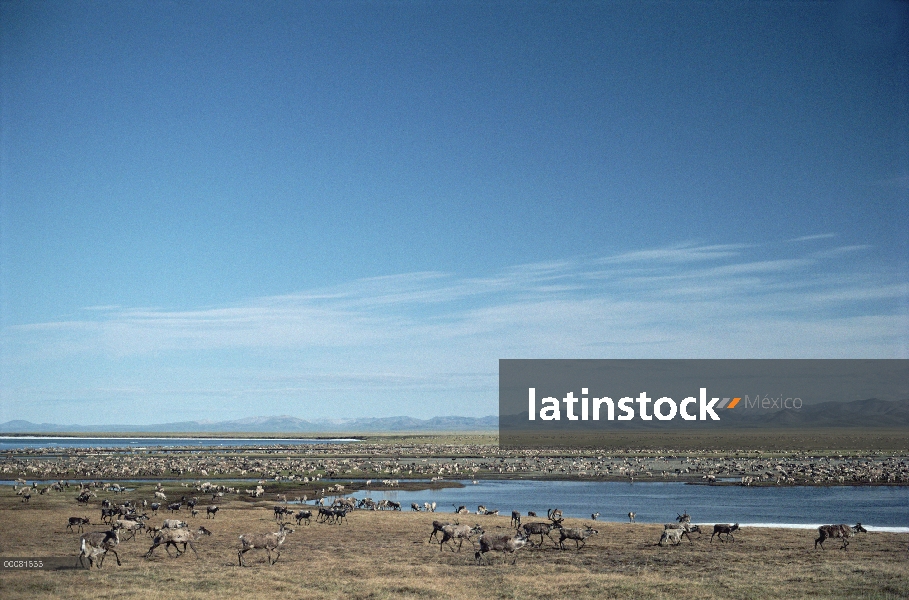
left=1, top=490, right=907, bottom=600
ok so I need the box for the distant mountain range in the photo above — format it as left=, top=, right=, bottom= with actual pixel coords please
left=727, top=397, right=909, bottom=428
left=0, top=414, right=498, bottom=434
left=2, top=398, right=908, bottom=434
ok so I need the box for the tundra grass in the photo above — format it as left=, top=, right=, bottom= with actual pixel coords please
left=1, top=490, right=907, bottom=599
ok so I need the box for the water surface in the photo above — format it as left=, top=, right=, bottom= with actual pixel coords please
left=0, top=436, right=358, bottom=450
left=347, top=479, right=909, bottom=530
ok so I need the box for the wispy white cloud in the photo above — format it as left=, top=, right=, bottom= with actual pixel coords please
left=596, top=243, right=750, bottom=264
left=2, top=240, right=907, bottom=422
left=809, top=245, right=872, bottom=258
left=788, top=233, right=838, bottom=243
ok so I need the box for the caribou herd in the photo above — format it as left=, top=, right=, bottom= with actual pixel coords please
left=3, top=476, right=887, bottom=570
left=59, top=492, right=884, bottom=569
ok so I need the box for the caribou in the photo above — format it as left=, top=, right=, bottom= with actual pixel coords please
left=79, top=527, right=122, bottom=569
left=428, top=520, right=454, bottom=544
left=521, top=522, right=560, bottom=547
left=558, top=527, right=598, bottom=551
left=238, top=524, right=293, bottom=566
left=438, top=524, right=484, bottom=552
left=145, top=526, right=212, bottom=559
left=67, top=516, right=91, bottom=533
left=710, top=523, right=740, bottom=543
left=475, top=531, right=530, bottom=565
left=815, top=523, right=866, bottom=550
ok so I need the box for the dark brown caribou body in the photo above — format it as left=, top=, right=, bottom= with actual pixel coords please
left=710, top=523, right=740, bottom=543
left=521, top=522, right=559, bottom=547
left=815, top=523, right=866, bottom=550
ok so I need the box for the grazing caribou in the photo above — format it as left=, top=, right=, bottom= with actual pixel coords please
left=659, top=528, right=687, bottom=546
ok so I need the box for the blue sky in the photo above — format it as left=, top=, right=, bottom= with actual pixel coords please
left=1, top=1, right=907, bottom=424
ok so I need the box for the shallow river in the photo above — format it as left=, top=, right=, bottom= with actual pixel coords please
left=3, top=435, right=906, bottom=530
left=0, top=436, right=357, bottom=450
left=345, top=479, right=909, bottom=531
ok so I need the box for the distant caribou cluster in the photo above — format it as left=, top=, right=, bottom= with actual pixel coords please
left=4, top=442, right=908, bottom=487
